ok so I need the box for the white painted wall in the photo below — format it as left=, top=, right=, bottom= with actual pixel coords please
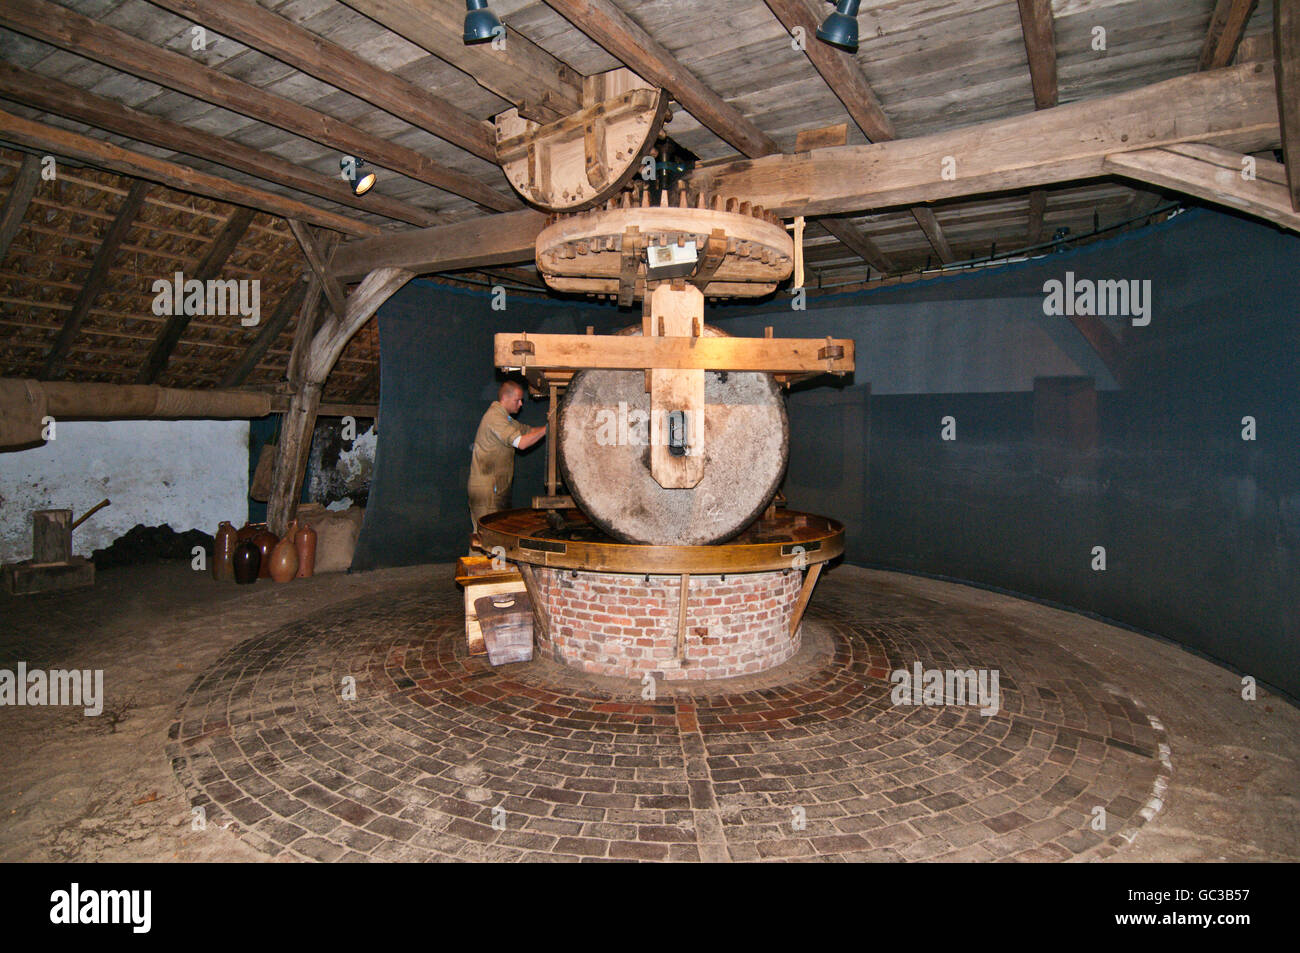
left=0, top=420, right=249, bottom=563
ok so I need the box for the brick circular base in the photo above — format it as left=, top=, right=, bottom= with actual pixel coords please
left=534, top=568, right=803, bottom=680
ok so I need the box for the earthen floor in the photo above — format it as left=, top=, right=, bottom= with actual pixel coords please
left=1, top=561, right=1295, bottom=862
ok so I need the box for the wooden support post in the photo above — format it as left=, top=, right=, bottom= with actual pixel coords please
left=546, top=383, right=559, bottom=496
left=677, top=573, right=690, bottom=661
left=516, top=561, right=549, bottom=641
left=266, top=380, right=321, bottom=537
left=788, top=562, right=824, bottom=638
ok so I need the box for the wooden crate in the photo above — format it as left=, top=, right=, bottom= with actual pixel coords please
left=455, top=556, right=525, bottom=656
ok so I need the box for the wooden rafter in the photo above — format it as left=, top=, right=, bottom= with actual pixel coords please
left=1276, top=0, right=1300, bottom=211
left=0, top=62, right=442, bottom=229
left=818, top=218, right=893, bottom=273
left=1015, top=0, right=1058, bottom=254
left=339, top=0, right=582, bottom=122
left=0, top=0, right=517, bottom=212
left=0, top=107, right=380, bottom=237
left=148, top=0, right=497, bottom=163
left=136, top=208, right=256, bottom=385
left=219, top=278, right=310, bottom=388
left=1201, top=0, right=1260, bottom=71
left=0, top=154, right=40, bottom=264
left=1016, top=0, right=1059, bottom=110
left=41, top=180, right=150, bottom=380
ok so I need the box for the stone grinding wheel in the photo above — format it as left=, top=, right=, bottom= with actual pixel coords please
left=558, top=327, right=788, bottom=546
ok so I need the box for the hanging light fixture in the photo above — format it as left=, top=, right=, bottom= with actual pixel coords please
left=340, top=156, right=376, bottom=196
left=816, top=0, right=861, bottom=53
left=464, top=0, right=503, bottom=44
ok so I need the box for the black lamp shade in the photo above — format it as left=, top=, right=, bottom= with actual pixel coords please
left=816, top=0, right=861, bottom=52
left=464, top=0, right=503, bottom=43
left=352, top=172, right=376, bottom=196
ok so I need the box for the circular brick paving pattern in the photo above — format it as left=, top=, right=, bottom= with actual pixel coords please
left=168, top=578, right=1171, bottom=862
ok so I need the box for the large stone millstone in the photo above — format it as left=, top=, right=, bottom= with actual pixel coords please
left=558, top=328, right=788, bottom=545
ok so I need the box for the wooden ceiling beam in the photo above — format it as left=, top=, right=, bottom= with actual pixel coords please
left=136, top=207, right=256, bottom=384
left=0, top=153, right=40, bottom=264
left=339, top=0, right=581, bottom=122
left=1200, top=0, right=1260, bottom=71
left=331, top=209, right=546, bottom=281
left=817, top=217, right=893, bottom=273
left=1276, top=0, right=1300, bottom=211
left=0, top=107, right=381, bottom=236
left=688, top=61, right=1280, bottom=218
left=0, top=0, right=517, bottom=212
left=1027, top=188, right=1048, bottom=244
left=0, top=62, right=443, bottom=229
left=220, top=277, right=310, bottom=387
left=42, top=180, right=150, bottom=380
left=146, top=0, right=496, bottom=163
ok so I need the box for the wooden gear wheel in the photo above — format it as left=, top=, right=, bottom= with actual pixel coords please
left=535, top=186, right=794, bottom=303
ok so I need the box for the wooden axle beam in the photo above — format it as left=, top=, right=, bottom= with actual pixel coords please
left=496, top=333, right=855, bottom=375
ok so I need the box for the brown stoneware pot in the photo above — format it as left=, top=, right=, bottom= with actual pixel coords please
left=236, top=521, right=259, bottom=543
left=252, top=527, right=278, bottom=579
left=294, top=521, right=317, bottom=579
left=270, top=524, right=299, bottom=583
left=232, top=539, right=260, bottom=584
left=213, top=520, right=236, bottom=581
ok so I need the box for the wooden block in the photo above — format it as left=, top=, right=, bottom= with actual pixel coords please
left=32, top=509, right=72, bottom=563
left=795, top=123, right=848, bottom=152
left=2, top=556, right=94, bottom=595
left=648, top=284, right=706, bottom=489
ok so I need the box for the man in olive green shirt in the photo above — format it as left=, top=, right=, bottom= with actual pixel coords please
left=468, top=380, right=547, bottom=532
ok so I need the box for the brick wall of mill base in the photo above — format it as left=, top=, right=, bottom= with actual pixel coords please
left=534, top=568, right=804, bottom=681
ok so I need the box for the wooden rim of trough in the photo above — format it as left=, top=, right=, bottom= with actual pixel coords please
left=477, top=507, right=843, bottom=574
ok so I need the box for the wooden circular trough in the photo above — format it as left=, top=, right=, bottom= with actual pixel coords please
left=477, top=507, right=843, bottom=574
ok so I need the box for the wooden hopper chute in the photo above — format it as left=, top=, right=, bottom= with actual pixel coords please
left=495, top=68, right=669, bottom=212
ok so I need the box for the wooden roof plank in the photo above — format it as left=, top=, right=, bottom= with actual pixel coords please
left=1200, top=0, right=1260, bottom=71
left=0, top=61, right=444, bottom=228
left=339, top=0, right=582, bottom=122
left=147, top=0, right=498, bottom=162
left=0, top=0, right=519, bottom=211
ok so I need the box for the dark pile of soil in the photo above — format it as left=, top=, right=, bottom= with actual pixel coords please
left=92, top=524, right=215, bottom=570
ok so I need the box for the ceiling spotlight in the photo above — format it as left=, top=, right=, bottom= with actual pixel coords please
left=816, top=0, right=861, bottom=53
left=340, top=156, right=376, bottom=196
left=464, top=0, right=503, bottom=44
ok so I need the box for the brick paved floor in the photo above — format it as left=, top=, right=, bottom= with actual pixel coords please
left=167, top=576, right=1171, bottom=862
